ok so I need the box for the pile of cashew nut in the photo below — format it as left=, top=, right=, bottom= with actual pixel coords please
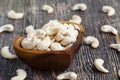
left=22, top=20, right=80, bottom=51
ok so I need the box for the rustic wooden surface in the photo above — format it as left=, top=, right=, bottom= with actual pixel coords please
left=0, top=0, right=120, bottom=80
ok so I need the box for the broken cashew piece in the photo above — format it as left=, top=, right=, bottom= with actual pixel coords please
left=84, top=36, right=99, bottom=48
left=42, top=5, right=53, bottom=13
left=0, top=46, right=17, bottom=59
left=11, top=69, right=27, bottom=80
left=25, top=25, right=34, bottom=34
left=101, top=25, right=118, bottom=35
left=72, top=3, right=87, bottom=11
left=0, top=24, right=14, bottom=33
left=57, top=72, right=77, bottom=80
left=7, top=10, right=24, bottom=19
left=102, top=6, right=115, bottom=16
left=69, top=15, right=81, bottom=24
left=118, top=70, right=120, bottom=78
left=109, top=44, right=120, bottom=52
left=94, top=58, right=109, bottom=73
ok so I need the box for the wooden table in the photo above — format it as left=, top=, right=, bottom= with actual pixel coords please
left=0, top=0, right=120, bottom=80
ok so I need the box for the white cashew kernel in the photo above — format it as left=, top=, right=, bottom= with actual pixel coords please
left=101, top=25, right=118, bottom=35
left=0, top=24, right=14, bottom=33
left=0, top=46, right=17, bottom=59
left=102, top=6, right=115, bottom=16
left=61, top=36, right=72, bottom=46
left=109, top=44, right=120, bottom=52
left=69, top=15, right=81, bottom=24
left=94, top=58, right=109, bottom=73
left=42, top=5, right=53, bottom=13
left=7, top=10, right=24, bottom=19
left=72, top=3, right=87, bottom=11
left=11, top=69, right=27, bottom=80
left=57, top=72, right=77, bottom=80
left=118, top=70, right=120, bottom=77
left=65, top=43, right=73, bottom=49
left=84, top=36, right=99, bottom=48
left=25, top=25, right=34, bottom=34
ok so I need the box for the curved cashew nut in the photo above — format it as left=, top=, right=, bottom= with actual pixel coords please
left=72, top=3, right=87, bottom=11
left=101, top=25, right=118, bottom=35
left=65, top=43, right=73, bottom=49
left=56, top=33, right=64, bottom=41
left=25, top=25, right=34, bottom=34
left=84, top=36, right=99, bottom=48
left=50, top=42, right=65, bottom=51
left=11, top=69, right=27, bottom=80
left=0, top=24, right=14, bottom=33
left=69, top=15, right=81, bottom=24
left=42, top=5, right=53, bottom=13
left=94, top=58, right=109, bottom=73
left=61, top=36, right=72, bottom=46
left=109, top=44, right=120, bottom=52
left=7, top=10, right=24, bottom=19
left=57, top=72, right=77, bottom=80
left=0, top=46, right=17, bottom=59
left=102, top=6, right=115, bottom=16
left=118, top=70, right=120, bottom=77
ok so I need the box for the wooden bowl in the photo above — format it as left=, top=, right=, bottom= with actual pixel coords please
left=13, top=21, right=84, bottom=70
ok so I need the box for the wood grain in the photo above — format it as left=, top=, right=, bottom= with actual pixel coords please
left=0, top=0, right=120, bottom=80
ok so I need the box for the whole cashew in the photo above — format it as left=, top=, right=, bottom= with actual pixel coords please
left=109, top=44, right=120, bottom=52
left=94, top=58, right=109, bottom=73
left=57, top=72, right=77, bottom=80
left=65, top=43, right=73, bottom=49
left=69, top=15, right=81, bottom=24
left=72, top=3, right=87, bottom=11
left=56, top=33, right=64, bottom=41
left=61, top=36, right=72, bottom=46
left=25, top=25, right=34, bottom=34
left=102, top=6, right=115, bottom=16
left=0, top=24, right=14, bottom=33
left=11, top=69, right=27, bottom=80
left=118, top=70, right=120, bottom=78
left=0, top=46, right=17, bottom=59
left=7, top=10, right=24, bottom=19
left=84, top=36, right=99, bottom=48
left=101, top=25, right=118, bottom=35
left=42, top=5, right=54, bottom=13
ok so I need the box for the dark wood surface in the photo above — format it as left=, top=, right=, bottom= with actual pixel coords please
left=0, top=0, right=120, bottom=80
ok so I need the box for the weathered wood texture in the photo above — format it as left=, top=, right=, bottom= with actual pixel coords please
left=0, top=0, right=120, bottom=80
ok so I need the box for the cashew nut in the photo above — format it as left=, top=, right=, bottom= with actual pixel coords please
left=0, top=46, right=17, bottom=59
left=101, top=25, right=118, bottom=35
left=50, top=42, right=65, bottom=51
left=94, top=58, right=109, bottom=73
left=72, top=3, right=87, bottom=11
left=0, top=24, right=14, bottom=33
left=84, top=36, right=99, bottom=48
left=25, top=25, right=34, bottom=34
left=55, top=33, right=64, bottom=41
left=118, top=70, right=120, bottom=77
left=7, top=10, right=24, bottom=19
left=69, top=15, right=81, bottom=24
left=57, top=72, right=77, bottom=80
left=61, top=36, right=72, bottom=46
left=11, top=69, right=27, bottom=80
left=102, top=6, right=115, bottom=16
left=109, top=44, right=120, bottom=52
left=65, top=43, right=73, bottom=49
left=42, top=5, right=53, bottom=13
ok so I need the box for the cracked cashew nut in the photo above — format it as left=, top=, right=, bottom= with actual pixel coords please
left=69, top=15, right=81, bottom=24
left=109, top=44, right=120, bottom=52
left=0, top=24, right=14, bottom=33
left=7, top=10, right=24, bottom=19
left=84, top=36, right=99, bottom=48
left=101, top=25, right=118, bottom=35
left=25, top=25, right=34, bottom=34
left=42, top=5, right=53, bottom=13
left=94, top=58, right=109, bottom=73
left=118, top=70, right=120, bottom=77
left=102, top=6, right=115, bottom=16
left=11, top=69, right=27, bottom=80
left=0, top=46, right=17, bottom=59
left=72, top=3, right=87, bottom=11
left=57, top=72, right=77, bottom=80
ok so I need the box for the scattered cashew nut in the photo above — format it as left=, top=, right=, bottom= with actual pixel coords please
left=57, top=72, right=77, bottom=80
left=118, top=70, right=120, bottom=77
left=0, top=24, right=14, bottom=33
left=25, top=25, right=34, bottom=34
left=94, top=58, right=109, bottom=73
left=11, top=69, right=27, bottom=80
left=0, top=46, right=17, bottom=59
left=109, top=44, right=120, bottom=52
left=72, top=3, right=87, bottom=11
left=42, top=5, right=54, bottom=13
left=69, top=15, right=81, bottom=24
left=7, top=10, right=24, bottom=19
left=102, top=6, right=115, bottom=16
left=101, top=25, right=118, bottom=35
left=84, top=36, right=99, bottom=48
